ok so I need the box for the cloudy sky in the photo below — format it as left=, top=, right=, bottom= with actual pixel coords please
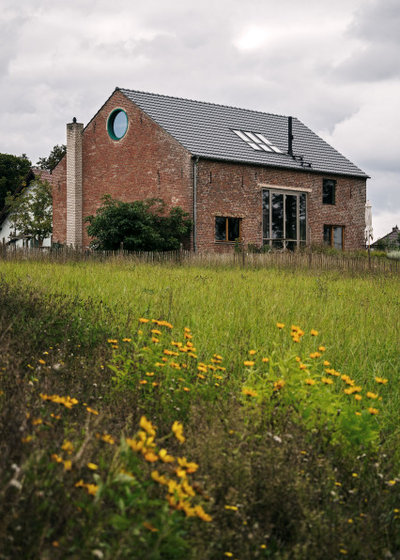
left=1, top=0, right=399, bottom=239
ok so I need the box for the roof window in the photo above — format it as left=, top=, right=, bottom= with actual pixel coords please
left=232, top=129, right=282, bottom=153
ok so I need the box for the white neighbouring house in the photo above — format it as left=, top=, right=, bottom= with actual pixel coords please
left=0, top=168, right=52, bottom=248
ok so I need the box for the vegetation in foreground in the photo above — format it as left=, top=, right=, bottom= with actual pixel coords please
left=1, top=261, right=400, bottom=559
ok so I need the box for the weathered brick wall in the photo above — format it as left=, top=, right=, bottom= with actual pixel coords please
left=195, top=160, right=366, bottom=252
left=52, top=89, right=193, bottom=247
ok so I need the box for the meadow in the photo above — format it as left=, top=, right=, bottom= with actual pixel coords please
left=1, top=258, right=400, bottom=559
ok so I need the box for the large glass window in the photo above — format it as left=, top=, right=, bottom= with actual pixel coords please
left=262, top=189, right=307, bottom=249
left=215, top=217, right=241, bottom=242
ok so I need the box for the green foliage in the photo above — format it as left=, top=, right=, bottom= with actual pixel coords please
left=36, top=144, right=66, bottom=172
left=4, top=178, right=52, bottom=246
left=85, top=195, right=192, bottom=251
left=0, top=152, right=31, bottom=211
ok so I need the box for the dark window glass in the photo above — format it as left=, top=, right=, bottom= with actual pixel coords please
left=285, top=194, right=297, bottom=240
left=215, top=217, right=227, bottom=241
left=271, top=193, right=284, bottom=239
left=228, top=218, right=240, bottom=241
left=323, top=225, right=331, bottom=245
left=323, top=179, right=336, bottom=205
left=299, top=193, right=306, bottom=240
left=262, top=190, right=270, bottom=239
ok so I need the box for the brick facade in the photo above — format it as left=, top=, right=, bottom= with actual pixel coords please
left=196, top=160, right=366, bottom=252
left=51, top=90, right=367, bottom=252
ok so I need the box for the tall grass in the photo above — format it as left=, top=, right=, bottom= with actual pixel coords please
left=1, top=260, right=400, bottom=558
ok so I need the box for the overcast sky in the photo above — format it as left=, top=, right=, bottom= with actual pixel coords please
left=1, top=0, right=399, bottom=239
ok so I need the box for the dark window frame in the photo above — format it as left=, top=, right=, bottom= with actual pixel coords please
left=323, top=225, right=345, bottom=250
left=322, top=178, right=336, bottom=205
left=215, top=216, right=242, bottom=243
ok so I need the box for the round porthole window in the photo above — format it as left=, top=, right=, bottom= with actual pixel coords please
left=107, top=109, right=128, bottom=140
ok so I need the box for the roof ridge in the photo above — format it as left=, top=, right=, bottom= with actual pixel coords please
left=117, top=87, right=292, bottom=121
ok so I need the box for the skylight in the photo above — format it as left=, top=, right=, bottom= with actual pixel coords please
left=232, top=129, right=282, bottom=153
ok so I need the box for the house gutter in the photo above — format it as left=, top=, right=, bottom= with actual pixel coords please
left=192, top=156, right=199, bottom=252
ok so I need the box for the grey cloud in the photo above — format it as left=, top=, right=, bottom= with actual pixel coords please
left=333, top=0, right=400, bottom=81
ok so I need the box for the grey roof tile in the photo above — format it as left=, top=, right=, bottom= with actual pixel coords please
left=118, top=88, right=368, bottom=178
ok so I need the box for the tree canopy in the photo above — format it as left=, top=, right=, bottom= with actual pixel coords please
left=5, top=178, right=52, bottom=247
left=85, top=196, right=192, bottom=251
left=0, top=153, right=32, bottom=212
left=36, top=144, right=66, bottom=172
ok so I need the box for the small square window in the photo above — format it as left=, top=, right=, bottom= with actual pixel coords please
left=215, top=217, right=241, bottom=242
left=323, top=179, right=336, bottom=205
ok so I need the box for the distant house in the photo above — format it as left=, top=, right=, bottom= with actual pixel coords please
left=50, top=88, right=369, bottom=252
left=371, top=226, right=400, bottom=250
left=0, top=168, right=52, bottom=248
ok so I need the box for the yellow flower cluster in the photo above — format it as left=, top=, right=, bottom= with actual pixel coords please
left=291, top=325, right=305, bottom=343
left=39, top=393, right=78, bottom=409
left=126, top=416, right=211, bottom=522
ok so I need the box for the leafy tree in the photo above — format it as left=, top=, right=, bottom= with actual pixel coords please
left=0, top=153, right=32, bottom=212
left=85, top=196, right=191, bottom=251
left=36, top=144, right=66, bottom=172
left=5, top=178, right=52, bottom=247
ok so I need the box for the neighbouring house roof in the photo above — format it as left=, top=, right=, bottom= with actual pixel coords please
left=118, top=88, right=369, bottom=179
left=371, top=226, right=400, bottom=248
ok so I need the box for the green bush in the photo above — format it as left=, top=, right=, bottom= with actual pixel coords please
left=85, top=195, right=191, bottom=251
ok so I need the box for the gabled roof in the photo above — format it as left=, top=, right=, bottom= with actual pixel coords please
left=118, top=88, right=368, bottom=179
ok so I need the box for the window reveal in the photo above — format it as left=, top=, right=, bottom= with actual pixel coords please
left=262, top=189, right=307, bottom=249
left=215, top=217, right=241, bottom=242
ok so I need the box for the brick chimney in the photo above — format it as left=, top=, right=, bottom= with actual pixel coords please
left=66, top=117, right=83, bottom=247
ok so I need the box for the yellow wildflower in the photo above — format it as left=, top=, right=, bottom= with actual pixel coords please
left=139, top=318, right=149, bottom=323
left=177, top=457, right=199, bottom=473
left=273, top=379, right=285, bottom=391
left=224, top=505, right=238, bottom=511
left=262, top=357, right=269, bottom=363
left=87, top=462, right=98, bottom=470
left=318, top=346, right=326, bottom=352
left=242, top=387, right=258, bottom=397
left=159, top=449, right=175, bottom=463
left=243, top=360, right=255, bottom=367
left=368, top=407, right=379, bottom=415
left=249, top=349, right=257, bottom=355
left=375, top=377, right=388, bottom=384
left=310, top=329, right=318, bottom=336
left=86, top=407, right=99, bottom=415
left=61, top=440, right=74, bottom=454
left=321, top=377, right=334, bottom=385
left=144, top=452, right=158, bottom=463
left=305, top=378, right=316, bottom=386
left=140, top=416, right=157, bottom=437
left=366, top=392, right=378, bottom=399
left=172, top=421, right=185, bottom=443
left=276, top=322, right=285, bottom=329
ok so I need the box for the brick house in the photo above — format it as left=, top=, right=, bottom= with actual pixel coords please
left=51, top=87, right=369, bottom=252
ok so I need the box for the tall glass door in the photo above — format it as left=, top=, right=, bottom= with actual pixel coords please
left=263, top=189, right=307, bottom=249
